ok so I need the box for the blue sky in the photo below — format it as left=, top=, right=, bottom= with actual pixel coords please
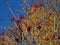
left=0, top=0, right=23, bottom=34
left=0, top=0, right=33, bottom=35
left=0, top=0, right=10, bottom=34
left=0, top=0, right=60, bottom=35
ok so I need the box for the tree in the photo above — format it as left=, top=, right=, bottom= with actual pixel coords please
left=21, top=4, right=60, bottom=45
left=0, top=0, right=60, bottom=45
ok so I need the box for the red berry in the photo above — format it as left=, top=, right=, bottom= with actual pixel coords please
left=49, top=12, right=52, bottom=16
left=37, top=25, right=41, bottom=29
left=27, top=26, right=31, bottom=32
left=16, top=19, right=20, bottom=24
left=34, top=4, right=39, bottom=8
left=15, top=38, right=19, bottom=42
left=58, top=43, right=60, bottom=45
left=58, top=36, right=60, bottom=39
left=1, top=36, right=5, bottom=41
left=52, top=34, right=56, bottom=38
left=34, top=8, right=37, bottom=12
left=47, top=24, right=51, bottom=27
left=45, top=37, right=50, bottom=41
left=20, top=14, right=25, bottom=19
